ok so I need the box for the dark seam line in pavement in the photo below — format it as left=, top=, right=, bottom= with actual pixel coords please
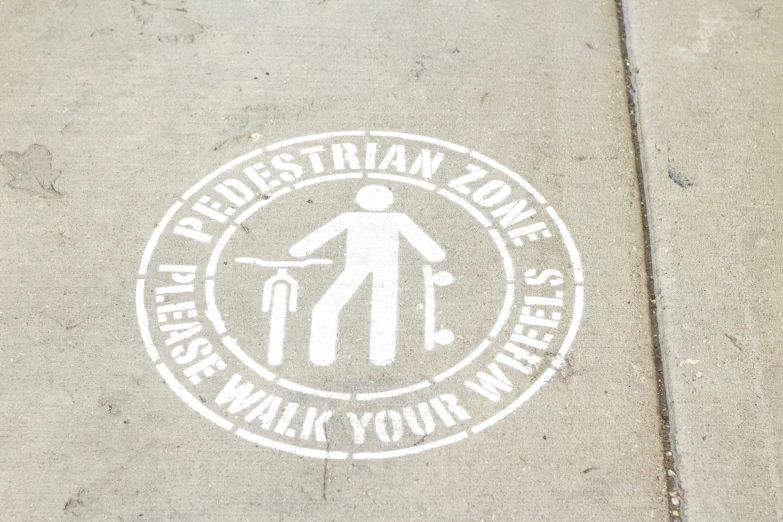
left=614, top=1, right=684, bottom=520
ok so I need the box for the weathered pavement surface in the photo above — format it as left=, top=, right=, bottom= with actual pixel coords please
left=625, top=0, right=783, bottom=519
left=0, top=1, right=777, bottom=521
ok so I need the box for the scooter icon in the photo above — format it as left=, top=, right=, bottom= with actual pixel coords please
left=235, top=257, right=332, bottom=366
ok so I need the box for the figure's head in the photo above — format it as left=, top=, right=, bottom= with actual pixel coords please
left=355, top=185, right=394, bottom=211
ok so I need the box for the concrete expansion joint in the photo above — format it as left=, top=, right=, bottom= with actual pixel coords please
left=614, top=0, right=684, bottom=520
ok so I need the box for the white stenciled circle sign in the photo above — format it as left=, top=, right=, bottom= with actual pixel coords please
left=136, top=131, right=583, bottom=459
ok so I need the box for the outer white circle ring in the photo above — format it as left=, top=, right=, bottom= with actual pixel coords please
left=135, top=131, right=584, bottom=459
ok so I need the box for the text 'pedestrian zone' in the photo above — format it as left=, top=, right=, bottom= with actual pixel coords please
left=136, top=131, right=584, bottom=459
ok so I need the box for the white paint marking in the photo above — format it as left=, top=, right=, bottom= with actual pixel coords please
left=156, top=363, right=233, bottom=430
left=292, top=172, right=363, bottom=189
left=181, top=149, right=265, bottom=200
left=262, top=272, right=297, bottom=366
left=138, top=201, right=183, bottom=275
left=353, top=431, right=468, bottom=460
left=422, top=264, right=436, bottom=351
left=468, top=150, right=547, bottom=204
left=420, top=265, right=453, bottom=351
left=488, top=229, right=514, bottom=282
left=367, top=173, right=436, bottom=190
left=204, top=279, right=226, bottom=334
left=369, top=131, right=469, bottom=154
left=470, top=367, right=557, bottom=434
left=155, top=284, right=194, bottom=295
left=437, top=189, right=492, bottom=227
left=545, top=206, right=584, bottom=283
left=206, top=226, right=236, bottom=277
left=235, top=428, right=348, bottom=459
left=235, top=258, right=333, bottom=268
left=290, top=186, right=445, bottom=367
left=275, top=378, right=351, bottom=401
left=433, top=339, right=492, bottom=382
left=137, top=133, right=583, bottom=458
left=489, top=283, right=515, bottom=338
left=355, top=381, right=431, bottom=401
left=264, top=131, right=366, bottom=152
left=136, top=279, right=159, bottom=362
left=556, top=285, right=584, bottom=359
left=221, top=336, right=277, bottom=382
left=234, top=187, right=291, bottom=225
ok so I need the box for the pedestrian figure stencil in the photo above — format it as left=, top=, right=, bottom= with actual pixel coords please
left=289, top=185, right=446, bottom=366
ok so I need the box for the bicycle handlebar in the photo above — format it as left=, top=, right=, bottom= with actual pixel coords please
left=235, top=257, right=333, bottom=268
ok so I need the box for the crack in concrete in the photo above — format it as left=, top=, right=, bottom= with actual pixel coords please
left=723, top=333, right=744, bottom=352
left=614, top=2, right=683, bottom=520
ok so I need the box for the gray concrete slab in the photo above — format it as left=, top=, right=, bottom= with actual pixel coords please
left=1, top=1, right=667, bottom=520
left=625, top=0, right=783, bottom=519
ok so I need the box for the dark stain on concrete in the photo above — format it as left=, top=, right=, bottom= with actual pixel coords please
left=63, top=488, right=86, bottom=513
left=668, top=167, right=693, bottom=188
left=411, top=55, right=432, bottom=81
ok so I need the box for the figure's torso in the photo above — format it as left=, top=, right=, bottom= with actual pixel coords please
left=342, top=212, right=405, bottom=269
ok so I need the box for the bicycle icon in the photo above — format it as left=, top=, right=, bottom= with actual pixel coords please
left=235, top=257, right=454, bottom=367
left=235, top=257, right=332, bottom=366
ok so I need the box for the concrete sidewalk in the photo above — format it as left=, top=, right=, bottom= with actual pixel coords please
left=625, top=0, right=783, bottom=519
left=0, top=0, right=779, bottom=521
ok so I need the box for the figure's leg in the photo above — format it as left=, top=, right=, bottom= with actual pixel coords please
left=369, top=267, right=399, bottom=366
left=310, top=268, right=369, bottom=366
left=266, top=282, right=289, bottom=366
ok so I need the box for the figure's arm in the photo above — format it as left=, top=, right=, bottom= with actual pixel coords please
left=398, top=215, right=446, bottom=262
left=289, top=214, right=349, bottom=258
